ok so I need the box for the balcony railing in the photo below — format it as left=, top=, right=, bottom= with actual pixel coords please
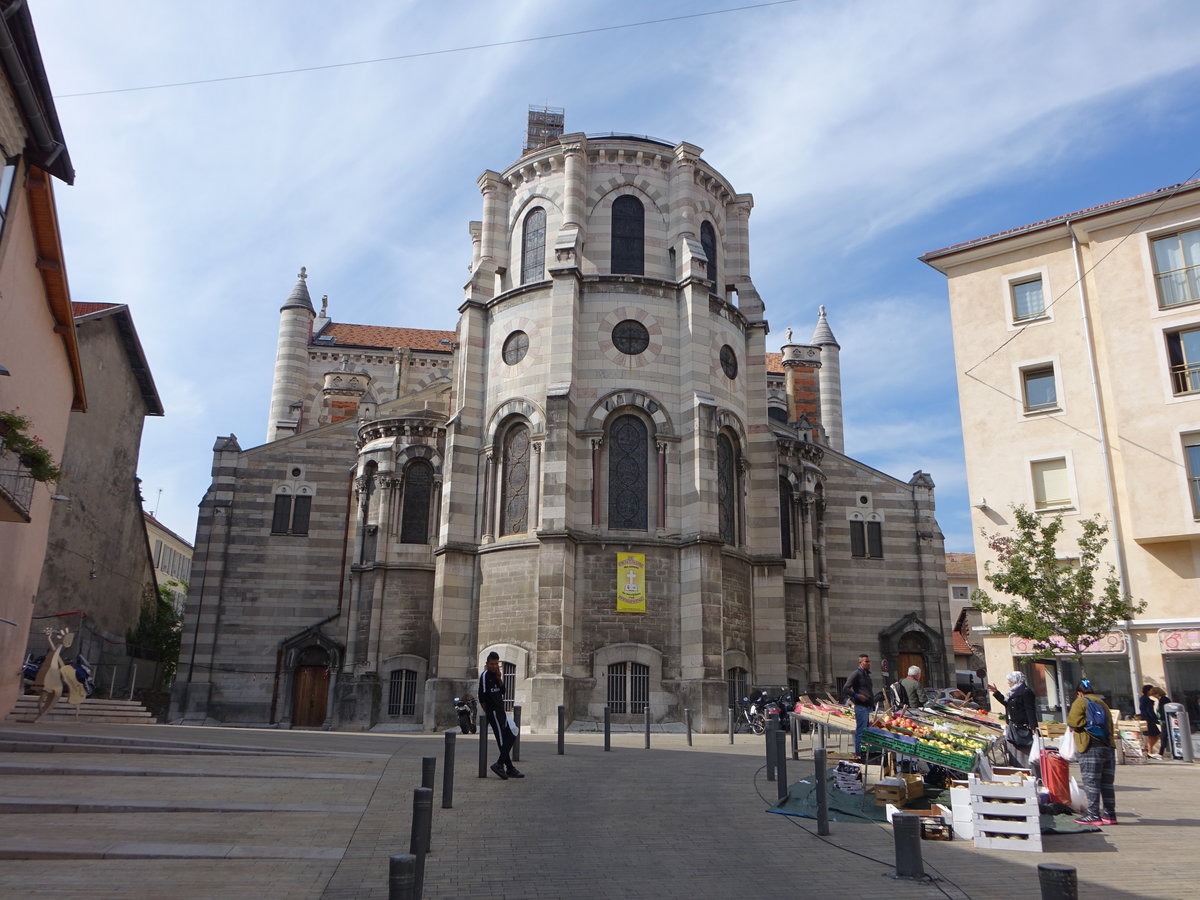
left=1171, top=362, right=1200, bottom=395
left=0, top=450, right=34, bottom=522
left=1156, top=266, right=1200, bottom=308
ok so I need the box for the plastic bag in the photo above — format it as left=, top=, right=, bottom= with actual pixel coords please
left=1068, top=775, right=1087, bottom=812
left=506, top=712, right=520, bottom=737
left=1058, top=730, right=1076, bottom=762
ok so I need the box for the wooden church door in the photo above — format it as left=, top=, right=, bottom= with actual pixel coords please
left=292, top=646, right=330, bottom=727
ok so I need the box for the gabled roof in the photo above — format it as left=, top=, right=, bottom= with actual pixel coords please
left=953, top=631, right=973, bottom=656
left=314, top=322, right=455, bottom=352
left=73, top=301, right=164, bottom=416
left=144, top=511, right=194, bottom=549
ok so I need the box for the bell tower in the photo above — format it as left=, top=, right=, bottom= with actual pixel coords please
left=266, top=267, right=315, bottom=442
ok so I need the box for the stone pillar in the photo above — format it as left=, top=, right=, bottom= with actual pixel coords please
left=476, top=171, right=510, bottom=268
left=656, top=441, right=667, bottom=532
left=481, top=449, right=495, bottom=543
left=591, top=438, right=602, bottom=528
left=780, top=344, right=822, bottom=427
left=560, top=134, right=587, bottom=233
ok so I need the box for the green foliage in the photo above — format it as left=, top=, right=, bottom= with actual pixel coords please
left=126, top=581, right=185, bottom=689
left=0, top=408, right=64, bottom=483
left=972, top=506, right=1145, bottom=668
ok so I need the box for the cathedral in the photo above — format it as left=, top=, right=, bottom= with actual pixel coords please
left=171, top=114, right=953, bottom=733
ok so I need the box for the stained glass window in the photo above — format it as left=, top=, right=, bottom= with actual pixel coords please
left=611, top=195, right=644, bottom=275
left=521, top=207, right=546, bottom=284
left=608, top=415, right=648, bottom=530
left=400, top=460, right=433, bottom=544
left=717, top=434, right=736, bottom=544
left=701, top=220, right=717, bottom=284
left=500, top=424, right=530, bottom=535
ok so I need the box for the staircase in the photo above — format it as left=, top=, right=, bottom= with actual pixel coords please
left=4, top=696, right=156, bottom=725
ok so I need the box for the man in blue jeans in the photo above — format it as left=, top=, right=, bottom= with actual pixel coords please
left=844, top=654, right=873, bottom=758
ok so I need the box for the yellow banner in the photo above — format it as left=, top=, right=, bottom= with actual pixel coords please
left=616, top=552, right=646, bottom=613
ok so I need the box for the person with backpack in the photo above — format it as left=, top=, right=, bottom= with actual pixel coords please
left=1067, top=679, right=1117, bottom=826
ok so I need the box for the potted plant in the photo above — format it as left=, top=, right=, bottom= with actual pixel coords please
left=0, top=409, right=64, bottom=483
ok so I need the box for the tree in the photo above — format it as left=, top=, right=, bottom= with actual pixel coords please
left=126, top=581, right=184, bottom=690
left=972, top=506, right=1145, bottom=674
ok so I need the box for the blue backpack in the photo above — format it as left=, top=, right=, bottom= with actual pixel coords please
left=1084, top=697, right=1109, bottom=739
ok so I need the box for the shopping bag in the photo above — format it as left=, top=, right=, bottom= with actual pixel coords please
left=1068, top=775, right=1087, bottom=812
left=1058, top=730, right=1076, bottom=762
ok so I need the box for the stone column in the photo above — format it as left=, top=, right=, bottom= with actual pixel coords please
left=530, top=440, right=543, bottom=531
left=656, top=441, right=667, bottom=532
left=591, top=438, right=603, bottom=528
left=481, top=449, right=495, bottom=543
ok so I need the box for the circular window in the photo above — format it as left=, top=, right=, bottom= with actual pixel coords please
left=612, top=319, right=650, bottom=355
left=290, top=467, right=303, bottom=478
left=720, top=345, right=738, bottom=379
left=502, top=330, right=529, bottom=365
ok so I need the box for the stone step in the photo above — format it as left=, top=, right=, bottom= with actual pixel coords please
left=4, top=695, right=156, bottom=725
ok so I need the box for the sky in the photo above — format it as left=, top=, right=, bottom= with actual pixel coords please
left=27, top=0, right=1200, bottom=552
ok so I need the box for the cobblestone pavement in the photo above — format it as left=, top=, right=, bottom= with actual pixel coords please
left=0, top=722, right=1196, bottom=899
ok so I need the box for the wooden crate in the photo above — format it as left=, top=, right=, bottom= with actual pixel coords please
left=970, top=774, right=1042, bottom=852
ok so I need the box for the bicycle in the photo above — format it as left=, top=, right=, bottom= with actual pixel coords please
left=733, top=698, right=766, bottom=734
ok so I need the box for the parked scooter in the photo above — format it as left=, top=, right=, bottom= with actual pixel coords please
left=454, top=695, right=477, bottom=734
left=73, top=656, right=96, bottom=698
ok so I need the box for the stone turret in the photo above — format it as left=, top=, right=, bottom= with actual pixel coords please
left=811, top=305, right=843, bottom=453
left=266, top=268, right=315, bottom=442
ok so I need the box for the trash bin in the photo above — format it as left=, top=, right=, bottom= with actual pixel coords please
left=1041, top=749, right=1070, bottom=805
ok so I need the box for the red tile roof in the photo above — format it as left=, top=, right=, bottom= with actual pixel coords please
left=922, top=178, right=1200, bottom=260
left=766, top=352, right=783, bottom=374
left=73, top=301, right=122, bottom=317
left=953, top=631, right=973, bottom=656
left=945, top=552, right=977, bottom=577
left=315, top=323, right=455, bottom=351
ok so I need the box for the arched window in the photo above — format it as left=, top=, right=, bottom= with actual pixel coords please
left=399, top=460, right=434, bottom=544
left=520, top=206, right=546, bottom=285
left=608, top=414, right=648, bottom=530
left=700, top=220, right=717, bottom=284
left=607, top=661, right=649, bottom=713
left=611, top=195, right=644, bottom=275
left=717, top=433, right=738, bottom=545
left=726, top=666, right=748, bottom=708
left=500, top=423, right=531, bottom=536
left=779, top=477, right=794, bottom=559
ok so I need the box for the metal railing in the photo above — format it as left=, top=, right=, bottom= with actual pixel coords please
left=1157, top=267, right=1200, bottom=308
left=1171, top=361, right=1200, bottom=395
left=0, top=451, right=35, bottom=520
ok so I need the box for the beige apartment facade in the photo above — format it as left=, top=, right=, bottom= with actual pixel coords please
left=923, top=180, right=1200, bottom=724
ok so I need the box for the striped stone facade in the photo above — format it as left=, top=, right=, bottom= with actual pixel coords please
left=173, top=132, right=952, bottom=732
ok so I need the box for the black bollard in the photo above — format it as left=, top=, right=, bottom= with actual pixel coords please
left=421, top=755, right=436, bottom=789
left=814, top=747, right=830, bottom=835
left=604, top=706, right=611, bottom=751
left=686, top=708, right=692, bottom=746
left=791, top=714, right=800, bottom=760
left=644, top=705, right=651, bottom=748
left=765, top=719, right=777, bottom=782
left=892, top=813, right=924, bottom=879
left=728, top=707, right=734, bottom=745
left=442, top=732, right=455, bottom=809
left=478, top=713, right=489, bottom=778
left=557, top=704, right=565, bottom=755
left=1038, top=864, right=1079, bottom=900
left=512, top=705, right=522, bottom=763
left=409, top=787, right=433, bottom=897
left=775, top=728, right=788, bottom=802
left=388, top=853, right=417, bottom=900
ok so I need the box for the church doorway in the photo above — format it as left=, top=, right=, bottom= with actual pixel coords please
left=292, top=646, right=330, bottom=727
left=898, top=632, right=929, bottom=682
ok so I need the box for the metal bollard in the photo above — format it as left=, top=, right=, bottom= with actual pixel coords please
left=604, top=706, right=611, bottom=751
left=728, top=707, right=734, bottom=745
left=442, top=733, right=455, bottom=809
left=765, top=719, right=777, bottom=782
left=892, top=813, right=924, bottom=879
left=557, top=704, right=565, bottom=755
left=775, top=729, right=788, bottom=802
left=478, top=713, right=489, bottom=777
left=409, top=787, right=433, bottom=897
left=791, top=714, right=800, bottom=760
left=814, top=746, right=829, bottom=835
left=1038, top=863, right=1078, bottom=900
left=513, top=705, right=522, bottom=762
left=686, top=708, right=692, bottom=746
left=644, top=706, right=651, bottom=749
left=421, top=755, right=436, bottom=790
left=388, top=853, right=417, bottom=900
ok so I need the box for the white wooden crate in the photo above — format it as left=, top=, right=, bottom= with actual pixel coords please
left=973, top=829, right=1043, bottom=852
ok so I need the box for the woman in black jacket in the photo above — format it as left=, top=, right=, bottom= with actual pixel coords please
left=988, top=671, right=1038, bottom=766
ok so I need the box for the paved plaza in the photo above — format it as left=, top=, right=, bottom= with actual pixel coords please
left=0, top=722, right=1196, bottom=899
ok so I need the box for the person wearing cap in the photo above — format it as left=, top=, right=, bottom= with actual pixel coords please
left=478, top=651, right=523, bottom=779
left=1067, top=679, right=1117, bottom=826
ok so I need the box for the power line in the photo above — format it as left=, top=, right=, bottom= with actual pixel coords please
left=54, top=1, right=802, bottom=99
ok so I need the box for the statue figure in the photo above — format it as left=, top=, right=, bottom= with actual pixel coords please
left=785, top=327, right=793, bottom=343
left=31, top=627, right=87, bottom=722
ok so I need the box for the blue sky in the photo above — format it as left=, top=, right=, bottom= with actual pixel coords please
left=29, top=0, right=1200, bottom=551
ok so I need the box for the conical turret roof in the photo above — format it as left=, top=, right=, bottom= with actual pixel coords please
left=281, top=266, right=315, bottom=313
left=811, top=305, right=839, bottom=348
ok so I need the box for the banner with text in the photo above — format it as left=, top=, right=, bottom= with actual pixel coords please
left=616, top=552, right=646, bottom=614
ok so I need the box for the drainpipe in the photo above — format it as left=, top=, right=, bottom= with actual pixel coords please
left=1067, top=221, right=1141, bottom=706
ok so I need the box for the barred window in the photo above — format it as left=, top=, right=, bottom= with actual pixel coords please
left=700, top=220, right=717, bottom=284
left=399, top=460, right=434, bottom=544
left=388, top=669, right=417, bottom=716
left=608, top=415, right=648, bottom=530
left=611, top=195, right=644, bottom=275
left=608, top=661, right=649, bottom=714
left=503, top=661, right=516, bottom=713
left=727, top=666, right=748, bottom=708
left=521, top=207, right=546, bottom=284
left=500, top=424, right=531, bottom=535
